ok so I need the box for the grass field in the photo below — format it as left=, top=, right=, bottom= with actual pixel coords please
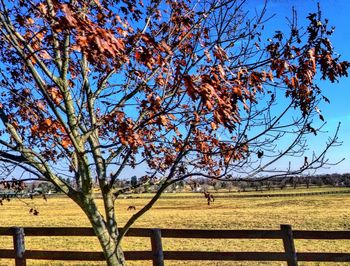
left=1, top=188, right=350, bottom=265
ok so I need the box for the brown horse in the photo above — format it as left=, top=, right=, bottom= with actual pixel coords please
left=203, top=191, right=215, bottom=205
left=127, top=205, right=136, bottom=211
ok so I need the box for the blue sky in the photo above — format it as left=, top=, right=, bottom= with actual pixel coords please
left=253, top=0, right=350, bottom=173
left=125, top=0, right=350, bottom=179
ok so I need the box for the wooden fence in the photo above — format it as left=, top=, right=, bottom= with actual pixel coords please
left=1, top=224, right=350, bottom=266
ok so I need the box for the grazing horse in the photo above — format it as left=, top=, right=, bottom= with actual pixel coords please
left=127, top=205, right=136, bottom=211
left=203, top=191, right=215, bottom=205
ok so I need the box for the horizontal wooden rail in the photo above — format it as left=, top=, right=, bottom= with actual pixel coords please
left=293, top=230, right=350, bottom=239
left=1, top=225, right=350, bottom=266
left=159, top=228, right=283, bottom=238
left=0, top=249, right=14, bottom=259
left=2, top=227, right=350, bottom=239
left=0, top=227, right=151, bottom=237
left=163, top=251, right=287, bottom=261
left=297, top=252, right=350, bottom=261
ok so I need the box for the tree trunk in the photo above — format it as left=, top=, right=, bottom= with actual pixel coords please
left=79, top=196, right=126, bottom=266
left=92, top=223, right=125, bottom=266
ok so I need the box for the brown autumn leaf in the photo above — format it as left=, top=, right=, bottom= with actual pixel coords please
left=291, top=76, right=298, bottom=89
left=213, top=45, right=228, bottom=62
left=61, top=138, right=71, bottom=149
left=217, top=64, right=225, bottom=79
left=61, top=4, right=78, bottom=27
left=159, top=40, right=173, bottom=55
left=210, top=122, right=217, bottom=130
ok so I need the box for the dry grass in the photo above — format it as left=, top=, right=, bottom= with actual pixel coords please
left=1, top=190, right=350, bottom=265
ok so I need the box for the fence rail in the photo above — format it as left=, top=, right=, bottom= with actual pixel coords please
left=1, top=225, right=350, bottom=265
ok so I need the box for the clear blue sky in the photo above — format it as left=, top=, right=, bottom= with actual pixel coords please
left=126, top=0, right=350, bottom=179
left=254, top=0, right=350, bottom=173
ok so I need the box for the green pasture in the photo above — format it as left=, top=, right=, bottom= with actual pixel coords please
left=0, top=188, right=350, bottom=265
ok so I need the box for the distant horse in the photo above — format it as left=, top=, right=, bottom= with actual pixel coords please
left=203, top=192, right=215, bottom=205
left=127, top=205, right=136, bottom=211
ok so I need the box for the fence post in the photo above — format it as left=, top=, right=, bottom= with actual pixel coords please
left=12, top=227, right=26, bottom=266
left=150, top=228, right=164, bottom=266
left=281, top=224, right=298, bottom=266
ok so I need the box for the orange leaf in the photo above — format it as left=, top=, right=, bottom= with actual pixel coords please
left=159, top=40, right=173, bottom=55
left=158, top=115, right=168, bottom=126
left=214, top=45, right=228, bottom=62
left=291, top=76, right=298, bottom=89
left=218, top=64, right=225, bottom=79
left=210, top=122, right=217, bottom=130
left=61, top=138, right=71, bottom=149
left=27, top=18, right=34, bottom=25
left=233, top=86, right=242, bottom=97
left=44, top=118, right=52, bottom=126
left=37, top=101, right=46, bottom=111
left=31, top=125, right=38, bottom=134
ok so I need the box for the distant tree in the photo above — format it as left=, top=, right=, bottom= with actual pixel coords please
left=143, top=183, right=151, bottom=193
left=177, top=180, right=185, bottom=191
left=292, top=176, right=299, bottom=189
left=220, top=181, right=228, bottom=189
left=343, top=174, right=350, bottom=187
left=265, top=181, right=273, bottom=191
left=280, top=179, right=288, bottom=190
left=252, top=181, right=262, bottom=191
left=134, top=186, right=144, bottom=194
left=187, top=179, right=200, bottom=192
left=226, top=182, right=234, bottom=192
left=201, top=183, right=209, bottom=193
left=38, top=182, right=55, bottom=193
left=130, top=176, right=138, bottom=187
left=238, top=181, right=249, bottom=192
left=305, top=177, right=311, bottom=188
left=112, top=179, right=125, bottom=189
left=213, top=181, right=222, bottom=192
left=314, top=176, right=324, bottom=187
left=0, top=1, right=348, bottom=265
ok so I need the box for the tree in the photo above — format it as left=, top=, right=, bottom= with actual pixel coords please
left=130, top=175, right=137, bottom=187
left=0, top=0, right=348, bottom=265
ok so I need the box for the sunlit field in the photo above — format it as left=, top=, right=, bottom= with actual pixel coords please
left=1, top=188, right=350, bottom=265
